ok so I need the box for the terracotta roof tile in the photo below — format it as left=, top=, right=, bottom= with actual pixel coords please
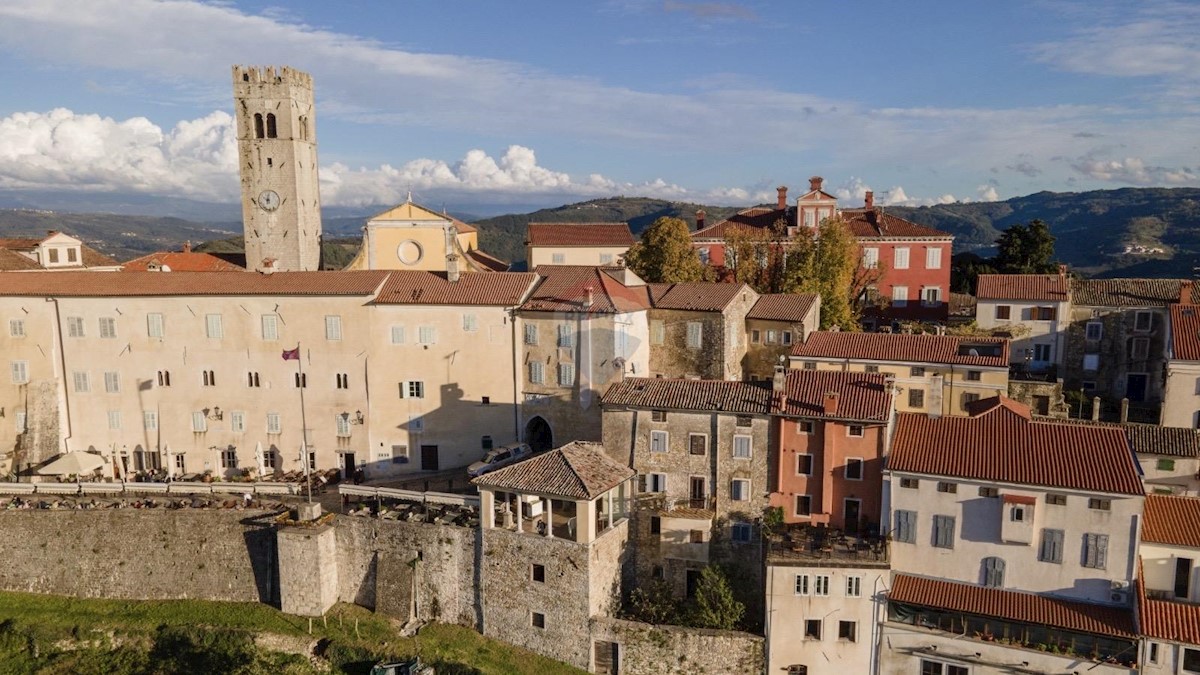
left=472, top=441, right=634, bottom=500
left=1032, top=419, right=1200, bottom=458
left=465, top=248, right=510, bottom=272
left=121, top=251, right=245, bottom=272
left=602, top=378, right=774, bottom=415
left=1141, top=596, right=1200, bottom=644
left=890, top=574, right=1136, bottom=638
left=977, top=274, right=1070, bottom=302
left=1170, top=304, right=1200, bottom=361
left=648, top=282, right=753, bottom=312
left=523, top=266, right=649, bottom=313
left=0, top=270, right=390, bottom=296
left=80, top=245, right=119, bottom=268
left=781, top=370, right=892, bottom=421
left=1142, top=495, right=1200, bottom=549
left=0, top=237, right=43, bottom=250
left=790, top=331, right=1009, bottom=367
left=692, top=206, right=787, bottom=240
left=375, top=271, right=536, bottom=306
left=526, top=222, right=635, bottom=247
left=1072, top=278, right=1196, bottom=307
left=890, top=398, right=1144, bottom=495
left=747, top=293, right=819, bottom=322
left=0, top=249, right=42, bottom=271
left=839, top=208, right=952, bottom=239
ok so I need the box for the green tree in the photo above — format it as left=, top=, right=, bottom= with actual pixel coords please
left=625, top=579, right=679, bottom=625
left=685, top=566, right=745, bottom=631
left=993, top=219, right=1057, bottom=274
left=781, top=218, right=864, bottom=330
left=624, top=216, right=708, bottom=283
left=723, top=223, right=787, bottom=292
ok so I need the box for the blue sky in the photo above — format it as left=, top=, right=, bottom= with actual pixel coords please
left=0, top=0, right=1196, bottom=214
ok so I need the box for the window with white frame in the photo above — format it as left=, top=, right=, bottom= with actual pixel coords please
left=143, top=411, right=157, bottom=431
left=72, top=371, right=90, bottom=393
left=732, top=435, right=752, bottom=459
left=926, top=247, right=942, bottom=269
left=230, top=411, right=245, bottom=433
left=67, top=316, right=84, bottom=337
left=794, top=574, right=809, bottom=595
left=838, top=620, right=857, bottom=642
left=922, top=287, right=942, bottom=306
left=782, top=331, right=793, bottom=345
left=892, top=286, right=908, bottom=307
left=795, top=494, right=812, bottom=516
left=221, top=449, right=237, bottom=469
left=813, top=575, right=830, bottom=596
left=261, top=314, right=278, bottom=340
left=643, top=472, right=666, bottom=492
left=325, top=315, right=342, bottom=341
left=10, top=361, right=28, bottom=384
left=731, top=522, right=752, bottom=543
left=390, top=325, right=405, bottom=344
left=418, top=326, right=436, bottom=345
left=731, top=478, right=751, bottom=501
left=862, top=248, right=879, bottom=269
left=893, top=247, right=910, bottom=269
left=336, top=414, right=351, bottom=437
left=98, top=317, right=116, bottom=339
left=146, top=313, right=164, bottom=339
left=1085, top=321, right=1103, bottom=341
left=103, top=371, right=120, bottom=393
left=650, top=430, right=668, bottom=453
left=409, top=415, right=424, bottom=432
left=1083, top=354, right=1100, bottom=371
left=845, top=457, right=864, bottom=480
left=191, top=411, right=207, bottom=432
left=462, top=313, right=478, bottom=332
left=1134, top=311, right=1152, bottom=332
left=551, top=253, right=565, bottom=264
left=766, top=329, right=777, bottom=344
left=524, top=323, right=538, bottom=345
left=403, top=381, right=425, bottom=399
left=528, top=361, right=544, bottom=384
left=797, top=420, right=814, bottom=434
left=107, top=410, right=121, bottom=430
left=557, top=324, right=573, bottom=348
left=266, top=412, right=282, bottom=434
left=846, top=576, right=861, bottom=597
left=796, top=453, right=813, bottom=475
left=558, top=362, right=575, bottom=386
left=205, top=314, right=222, bottom=339
left=686, top=322, right=702, bottom=349
left=847, top=425, right=864, bottom=437
left=9, top=318, right=24, bottom=338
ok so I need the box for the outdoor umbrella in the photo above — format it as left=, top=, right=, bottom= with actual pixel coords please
left=38, top=451, right=105, bottom=476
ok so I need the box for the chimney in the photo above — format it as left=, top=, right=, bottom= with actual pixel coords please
left=1091, top=396, right=1101, bottom=422
left=696, top=209, right=706, bottom=230
left=1058, top=263, right=1068, bottom=278
left=585, top=285, right=595, bottom=308
left=260, top=257, right=277, bottom=275
left=864, top=191, right=874, bottom=210
left=1181, top=280, right=1194, bottom=304
left=809, top=176, right=823, bottom=192
left=182, top=241, right=191, bottom=254
left=445, top=225, right=460, bottom=283
left=777, top=186, right=788, bottom=210
left=823, top=391, right=839, bottom=416
left=773, top=364, right=787, bottom=393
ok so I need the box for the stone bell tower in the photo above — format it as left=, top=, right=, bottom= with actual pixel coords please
left=232, top=65, right=323, bottom=272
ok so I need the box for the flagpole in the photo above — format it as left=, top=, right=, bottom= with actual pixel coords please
left=295, top=342, right=312, bottom=504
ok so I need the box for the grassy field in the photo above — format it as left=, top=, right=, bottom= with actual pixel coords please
left=0, top=592, right=584, bottom=675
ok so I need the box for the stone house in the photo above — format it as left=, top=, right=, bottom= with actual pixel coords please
left=976, top=271, right=1071, bottom=372
left=518, top=265, right=651, bottom=449
left=789, top=331, right=1009, bottom=416
left=1063, top=278, right=1192, bottom=414
left=1138, top=494, right=1200, bottom=674
left=600, top=376, right=773, bottom=610
left=646, top=281, right=758, bottom=380
left=473, top=441, right=634, bottom=672
left=525, top=222, right=635, bottom=268
left=743, top=293, right=820, bottom=382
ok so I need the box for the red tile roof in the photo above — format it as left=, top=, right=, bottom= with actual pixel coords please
left=747, top=293, right=819, bottom=322
left=839, top=208, right=952, bottom=240
left=692, top=206, right=787, bottom=240
left=465, top=248, right=510, bottom=272
left=1170, top=304, right=1200, bottom=361
left=1142, top=495, right=1200, bottom=549
left=0, top=237, right=43, bottom=249
left=890, top=574, right=1136, bottom=638
left=890, top=398, right=1144, bottom=495
left=375, top=271, right=537, bottom=306
left=121, top=251, right=244, bottom=272
left=472, top=441, right=634, bottom=500
left=1072, top=278, right=1197, bottom=307
left=80, top=246, right=120, bottom=268
left=647, top=282, right=753, bottom=312
left=526, top=222, right=635, bottom=247
left=977, top=274, right=1069, bottom=302
left=790, top=331, right=1009, bottom=367
left=0, top=249, right=42, bottom=271
left=602, top=378, right=773, bottom=415
left=0, top=270, right=390, bottom=297
left=523, top=266, right=649, bottom=313
left=1140, top=595, right=1200, bottom=644
left=1044, top=419, right=1200, bottom=458
left=781, top=370, right=892, bottom=421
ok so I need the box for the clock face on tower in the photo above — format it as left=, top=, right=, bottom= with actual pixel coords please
left=258, top=190, right=280, bottom=212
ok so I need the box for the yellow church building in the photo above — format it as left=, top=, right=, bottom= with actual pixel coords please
left=344, top=196, right=508, bottom=273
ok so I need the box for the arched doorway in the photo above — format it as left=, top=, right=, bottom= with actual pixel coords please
left=524, top=416, right=553, bottom=453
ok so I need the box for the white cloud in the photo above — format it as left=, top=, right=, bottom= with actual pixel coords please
left=1071, top=155, right=1198, bottom=185
left=977, top=185, right=1000, bottom=202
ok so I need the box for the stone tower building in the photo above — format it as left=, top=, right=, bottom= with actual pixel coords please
left=232, top=65, right=323, bottom=272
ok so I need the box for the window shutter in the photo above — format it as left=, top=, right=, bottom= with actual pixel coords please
left=391, top=326, right=405, bottom=344
left=1096, top=534, right=1108, bottom=569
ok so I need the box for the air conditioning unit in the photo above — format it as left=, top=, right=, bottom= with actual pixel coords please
left=1110, top=590, right=1129, bottom=604
left=1111, top=580, right=1130, bottom=591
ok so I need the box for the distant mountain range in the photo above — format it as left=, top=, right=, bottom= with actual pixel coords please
left=0, top=187, right=1197, bottom=278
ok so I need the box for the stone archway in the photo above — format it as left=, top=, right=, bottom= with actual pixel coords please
left=524, top=416, right=554, bottom=453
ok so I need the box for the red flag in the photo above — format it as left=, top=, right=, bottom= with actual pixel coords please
left=282, top=347, right=300, bottom=361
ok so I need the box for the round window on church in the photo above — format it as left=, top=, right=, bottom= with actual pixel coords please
left=396, top=240, right=423, bottom=265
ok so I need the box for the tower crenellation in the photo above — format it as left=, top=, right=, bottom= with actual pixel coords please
left=232, top=64, right=322, bottom=272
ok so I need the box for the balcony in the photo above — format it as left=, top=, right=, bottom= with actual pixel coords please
left=768, top=524, right=889, bottom=566
left=1010, top=363, right=1057, bottom=382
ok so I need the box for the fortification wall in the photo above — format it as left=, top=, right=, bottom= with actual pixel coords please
left=0, top=509, right=279, bottom=602
left=590, top=616, right=765, bottom=675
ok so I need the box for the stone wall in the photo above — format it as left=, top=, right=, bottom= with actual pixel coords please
left=278, top=525, right=339, bottom=616
left=333, top=516, right=477, bottom=627
left=589, top=616, right=764, bottom=675
left=0, top=509, right=278, bottom=602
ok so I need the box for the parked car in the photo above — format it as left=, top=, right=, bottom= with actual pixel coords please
left=467, top=443, right=531, bottom=477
